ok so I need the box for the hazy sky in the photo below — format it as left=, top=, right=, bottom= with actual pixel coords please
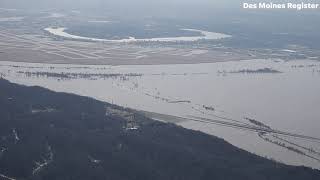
left=0, top=0, right=238, bottom=11
left=0, top=0, right=245, bottom=20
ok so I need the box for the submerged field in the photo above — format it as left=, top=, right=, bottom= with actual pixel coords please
left=1, top=7, right=320, bottom=171
left=1, top=59, right=320, bottom=169
left=1, top=4, right=320, bottom=180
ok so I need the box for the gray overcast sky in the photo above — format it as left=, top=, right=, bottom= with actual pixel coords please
left=0, top=0, right=246, bottom=20
left=0, top=0, right=237, bottom=10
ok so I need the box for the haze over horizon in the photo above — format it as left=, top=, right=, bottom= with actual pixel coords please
left=1, top=0, right=320, bottom=178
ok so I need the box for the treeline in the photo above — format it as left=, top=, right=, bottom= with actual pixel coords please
left=17, top=71, right=142, bottom=80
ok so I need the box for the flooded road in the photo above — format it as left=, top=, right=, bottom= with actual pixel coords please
left=1, top=59, right=320, bottom=169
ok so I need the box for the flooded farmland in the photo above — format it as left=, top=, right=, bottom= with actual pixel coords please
left=1, top=59, right=320, bottom=169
